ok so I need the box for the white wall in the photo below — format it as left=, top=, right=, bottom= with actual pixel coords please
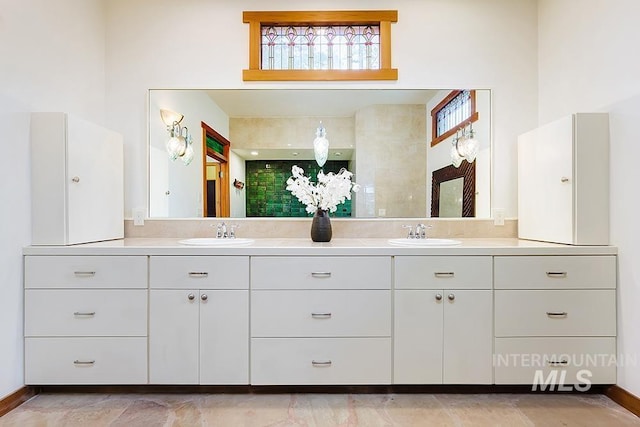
left=537, top=0, right=640, bottom=397
left=105, top=0, right=539, bottom=220
left=0, top=0, right=107, bottom=399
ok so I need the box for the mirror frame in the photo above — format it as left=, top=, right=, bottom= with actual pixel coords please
left=430, top=160, right=476, bottom=217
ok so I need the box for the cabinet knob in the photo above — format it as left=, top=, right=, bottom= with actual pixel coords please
left=165, top=190, right=171, bottom=195
left=448, top=294, right=455, bottom=301
left=187, top=293, right=195, bottom=301
left=560, top=177, right=570, bottom=183
left=435, top=294, right=443, bottom=301
left=201, top=294, right=208, bottom=301
left=71, top=176, right=80, bottom=183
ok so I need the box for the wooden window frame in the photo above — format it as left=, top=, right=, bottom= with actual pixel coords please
left=430, top=90, right=479, bottom=147
left=242, top=10, right=398, bottom=81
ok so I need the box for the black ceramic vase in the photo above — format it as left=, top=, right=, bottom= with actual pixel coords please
left=310, top=209, right=332, bottom=242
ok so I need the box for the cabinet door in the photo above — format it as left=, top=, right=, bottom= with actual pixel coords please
left=199, top=290, right=249, bottom=384
left=518, top=115, right=573, bottom=244
left=394, top=290, right=443, bottom=384
left=66, top=114, right=123, bottom=245
left=443, top=290, right=493, bottom=384
left=149, top=290, right=199, bottom=384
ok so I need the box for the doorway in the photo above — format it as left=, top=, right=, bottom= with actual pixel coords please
left=201, top=122, right=230, bottom=217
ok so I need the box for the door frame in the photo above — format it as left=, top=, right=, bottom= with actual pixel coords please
left=201, top=122, right=231, bottom=217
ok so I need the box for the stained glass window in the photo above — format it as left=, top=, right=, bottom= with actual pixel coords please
left=261, top=25, right=380, bottom=71
left=243, top=10, right=397, bottom=81
left=430, top=90, right=478, bottom=147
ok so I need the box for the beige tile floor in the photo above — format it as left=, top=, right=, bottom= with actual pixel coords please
left=1, top=393, right=639, bottom=426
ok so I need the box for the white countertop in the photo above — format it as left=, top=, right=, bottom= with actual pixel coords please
left=22, top=238, right=618, bottom=256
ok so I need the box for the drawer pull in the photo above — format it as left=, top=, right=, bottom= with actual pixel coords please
left=546, top=311, right=568, bottom=317
left=188, top=272, right=209, bottom=278
left=311, top=312, right=332, bottom=319
left=73, top=271, right=96, bottom=277
left=311, top=360, right=332, bottom=367
left=434, top=272, right=455, bottom=278
left=548, top=359, right=569, bottom=366
left=73, top=311, right=96, bottom=316
left=546, top=272, right=567, bottom=278
left=73, top=360, right=95, bottom=366
left=311, top=272, right=332, bottom=278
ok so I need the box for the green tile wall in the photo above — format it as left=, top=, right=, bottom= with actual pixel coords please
left=246, top=160, right=352, bottom=217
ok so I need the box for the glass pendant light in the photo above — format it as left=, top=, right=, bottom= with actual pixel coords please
left=313, top=122, right=329, bottom=167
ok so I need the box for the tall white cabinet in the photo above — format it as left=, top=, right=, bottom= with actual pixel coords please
left=517, top=113, right=609, bottom=245
left=30, top=112, right=124, bottom=245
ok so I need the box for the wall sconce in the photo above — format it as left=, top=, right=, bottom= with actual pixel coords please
left=160, top=108, right=193, bottom=165
left=233, top=179, right=245, bottom=190
left=450, top=123, right=479, bottom=168
left=313, top=121, right=329, bottom=167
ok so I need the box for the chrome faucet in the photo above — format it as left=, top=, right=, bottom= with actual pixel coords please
left=216, top=222, right=227, bottom=238
left=215, top=222, right=240, bottom=238
left=402, top=224, right=415, bottom=239
left=416, top=223, right=433, bottom=239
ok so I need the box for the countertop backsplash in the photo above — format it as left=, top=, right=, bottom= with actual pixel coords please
left=124, top=218, right=517, bottom=239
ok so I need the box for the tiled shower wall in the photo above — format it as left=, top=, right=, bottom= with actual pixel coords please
left=245, top=160, right=352, bottom=217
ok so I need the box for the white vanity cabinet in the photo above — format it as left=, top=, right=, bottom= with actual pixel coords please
left=24, top=256, right=148, bottom=385
left=30, top=112, right=124, bottom=245
left=517, top=113, right=609, bottom=245
left=393, top=256, right=493, bottom=384
left=493, top=256, right=617, bottom=385
left=250, top=256, right=392, bottom=385
left=148, top=256, right=249, bottom=385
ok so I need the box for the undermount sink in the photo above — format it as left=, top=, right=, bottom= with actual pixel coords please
left=178, top=238, right=255, bottom=246
left=388, top=238, right=461, bottom=247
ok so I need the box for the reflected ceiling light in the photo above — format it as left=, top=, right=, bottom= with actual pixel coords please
left=450, top=123, right=479, bottom=168
left=313, top=121, right=329, bottom=167
left=160, top=109, right=193, bottom=165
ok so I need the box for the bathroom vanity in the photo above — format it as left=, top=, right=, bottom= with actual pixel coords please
left=23, top=238, right=617, bottom=387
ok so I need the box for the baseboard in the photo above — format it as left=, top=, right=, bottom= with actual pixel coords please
left=606, top=385, right=640, bottom=417
left=33, top=384, right=608, bottom=395
left=0, top=386, right=36, bottom=417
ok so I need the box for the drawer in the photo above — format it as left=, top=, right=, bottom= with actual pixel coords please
left=251, top=290, right=391, bottom=337
left=25, top=289, right=147, bottom=337
left=25, top=337, right=147, bottom=384
left=251, top=257, right=391, bottom=290
left=494, top=256, right=616, bottom=289
left=150, top=256, right=248, bottom=289
left=251, top=337, right=391, bottom=385
left=495, top=290, right=616, bottom=337
left=394, top=256, right=492, bottom=289
left=25, top=256, right=147, bottom=289
left=494, top=337, right=616, bottom=385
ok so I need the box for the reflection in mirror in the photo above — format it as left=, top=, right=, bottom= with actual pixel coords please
left=148, top=89, right=490, bottom=219
left=439, top=178, right=464, bottom=217
left=430, top=161, right=476, bottom=218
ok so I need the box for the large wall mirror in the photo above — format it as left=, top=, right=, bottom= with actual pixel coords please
left=148, top=89, right=491, bottom=219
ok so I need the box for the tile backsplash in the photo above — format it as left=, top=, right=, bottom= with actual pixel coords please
left=125, top=218, right=517, bottom=239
